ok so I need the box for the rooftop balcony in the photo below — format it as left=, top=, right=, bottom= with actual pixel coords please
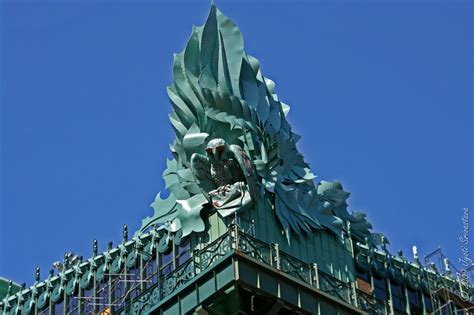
left=1, top=224, right=472, bottom=314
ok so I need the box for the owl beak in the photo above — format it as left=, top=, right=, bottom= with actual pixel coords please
left=216, top=145, right=225, bottom=160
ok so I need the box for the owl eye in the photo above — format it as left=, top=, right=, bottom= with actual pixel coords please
left=205, top=148, right=213, bottom=154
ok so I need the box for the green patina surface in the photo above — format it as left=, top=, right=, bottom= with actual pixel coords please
left=1, top=5, right=472, bottom=315
left=0, top=278, right=20, bottom=301
left=136, top=5, right=383, bottom=264
left=3, top=224, right=471, bottom=314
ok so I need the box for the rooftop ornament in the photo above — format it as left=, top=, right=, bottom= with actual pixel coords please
left=136, top=5, right=384, bottom=246
left=1, top=6, right=472, bottom=314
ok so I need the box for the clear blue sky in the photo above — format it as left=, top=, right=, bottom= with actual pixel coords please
left=1, top=0, right=472, bottom=285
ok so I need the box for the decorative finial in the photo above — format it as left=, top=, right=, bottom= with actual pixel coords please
left=49, top=269, right=54, bottom=278
left=108, top=241, right=113, bottom=250
left=381, top=236, right=387, bottom=252
left=7, top=280, right=12, bottom=295
left=398, top=250, right=403, bottom=257
left=123, top=224, right=128, bottom=243
left=364, top=237, right=369, bottom=245
left=444, top=258, right=451, bottom=275
left=346, top=222, right=352, bottom=237
left=412, top=245, right=419, bottom=261
left=63, top=252, right=69, bottom=269
left=35, top=266, right=40, bottom=282
left=18, top=283, right=26, bottom=299
left=93, top=239, right=98, bottom=256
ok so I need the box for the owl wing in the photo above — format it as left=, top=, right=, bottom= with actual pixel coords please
left=190, top=153, right=216, bottom=199
left=228, top=144, right=259, bottom=203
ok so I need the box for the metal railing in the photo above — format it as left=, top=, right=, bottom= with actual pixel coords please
left=355, top=289, right=387, bottom=315
left=1, top=225, right=386, bottom=315
left=121, top=224, right=377, bottom=314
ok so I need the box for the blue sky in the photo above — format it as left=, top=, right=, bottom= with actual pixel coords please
left=1, top=0, right=472, bottom=285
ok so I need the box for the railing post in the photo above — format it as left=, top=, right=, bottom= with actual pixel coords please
left=345, top=222, right=359, bottom=308
left=269, top=243, right=274, bottom=268
left=230, top=224, right=239, bottom=250
left=384, top=300, right=390, bottom=315
left=193, top=249, right=200, bottom=275
left=311, top=263, right=320, bottom=289
left=273, top=243, right=281, bottom=270
left=350, top=282, right=358, bottom=308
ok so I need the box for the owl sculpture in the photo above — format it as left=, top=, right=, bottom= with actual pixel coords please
left=190, top=138, right=258, bottom=214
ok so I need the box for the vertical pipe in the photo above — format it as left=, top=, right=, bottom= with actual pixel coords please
left=122, top=224, right=130, bottom=313
left=274, top=243, right=280, bottom=270
left=381, top=238, right=394, bottom=315
left=311, top=263, right=320, bottom=289
left=107, top=242, right=113, bottom=314
left=386, top=276, right=395, bottom=315
left=233, top=224, right=239, bottom=250
left=63, top=285, right=67, bottom=315
left=77, top=287, right=82, bottom=315
left=49, top=283, right=54, bottom=315
left=172, top=239, right=177, bottom=271
left=140, top=249, right=145, bottom=292
left=345, top=222, right=358, bottom=308
left=419, top=289, right=426, bottom=315
left=400, top=256, right=411, bottom=315
left=156, top=235, right=162, bottom=301
left=93, top=240, right=98, bottom=314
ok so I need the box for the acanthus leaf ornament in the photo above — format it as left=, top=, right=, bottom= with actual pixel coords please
left=136, top=5, right=384, bottom=246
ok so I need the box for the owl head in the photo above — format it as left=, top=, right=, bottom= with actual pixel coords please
left=205, top=138, right=227, bottom=162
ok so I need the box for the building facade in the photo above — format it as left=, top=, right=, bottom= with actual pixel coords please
left=1, top=5, right=472, bottom=315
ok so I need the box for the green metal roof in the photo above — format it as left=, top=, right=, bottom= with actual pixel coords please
left=0, top=277, right=20, bottom=301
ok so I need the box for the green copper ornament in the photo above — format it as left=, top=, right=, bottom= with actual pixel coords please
left=137, top=5, right=381, bottom=246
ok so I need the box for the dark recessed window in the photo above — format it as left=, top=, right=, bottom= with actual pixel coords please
left=423, top=295, right=434, bottom=312
left=391, top=283, right=406, bottom=312
left=176, top=241, right=191, bottom=267
left=373, top=277, right=388, bottom=301
left=408, top=289, right=423, bottom=315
